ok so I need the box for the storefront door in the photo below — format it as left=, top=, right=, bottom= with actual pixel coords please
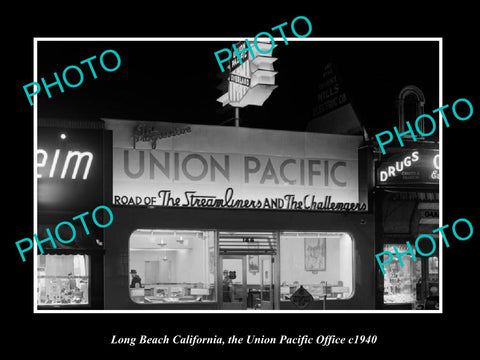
left=218, top=231, right=278, bottom=310
left=259, top=255, right=274, bottom=309
left=220, top=255, right=247, bottom=310
left=219, top=254, right=275, bottom=310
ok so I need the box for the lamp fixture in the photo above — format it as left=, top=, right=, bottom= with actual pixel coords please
left=157, top=233, right=167, bottom=247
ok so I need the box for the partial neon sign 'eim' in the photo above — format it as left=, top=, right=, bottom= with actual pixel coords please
left=37, top=149, right=94, bottom=180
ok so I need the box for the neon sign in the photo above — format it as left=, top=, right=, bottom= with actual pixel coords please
left=37, top=149, right=94, bottom=180
left=377, top=149, right=439, bottom=186
left=379, top=151, right=420, bottom=182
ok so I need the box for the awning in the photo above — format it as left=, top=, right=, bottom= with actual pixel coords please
left=381, top=190, right=439, bottom=239
left=36, top=220, right=103, bottom=252
left=218, top=232, right=277, bottom=255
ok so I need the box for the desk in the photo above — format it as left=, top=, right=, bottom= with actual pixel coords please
left=247, top=289, right=270, bottom=308
left=135, top=284, right=214, bottom=303
left=144, top=296, right=199, bottom=303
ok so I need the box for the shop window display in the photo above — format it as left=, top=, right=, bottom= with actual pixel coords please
left=37, top=254, right=90, bottom=305
left=382, top=244, right=422, bottom=304
left=428, top=256, right=439, bottom=282
left=279, top=232, right=354, bottom=301
left=129, top=229, right=215, bottom=304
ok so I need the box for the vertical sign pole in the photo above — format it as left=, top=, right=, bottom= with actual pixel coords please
left=235, top=107, right=240, bottom=127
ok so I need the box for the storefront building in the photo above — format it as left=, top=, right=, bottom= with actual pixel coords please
left=102, top=119, right=375, bottom=310
left=374, top=86, right=440, bottom=310
left=374, top=145, right=439, bottom=310
left=36, top=118, right=109, bottom=309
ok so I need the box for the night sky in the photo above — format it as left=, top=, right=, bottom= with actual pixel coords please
left=37, top=40, right=439, bottom=136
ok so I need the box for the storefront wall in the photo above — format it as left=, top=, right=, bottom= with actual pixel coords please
left=37, top=122, right=107, bottom=309
left=375, top=190, right=439, bottom=310
left=374, top=144, right=439, bottom=310
left=103, top=119, right=374, bottom=310
left=104, top=206, right=375, bottom=310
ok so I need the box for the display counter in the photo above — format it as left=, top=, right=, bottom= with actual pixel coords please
left=38, top=276, right=89, bottom=305
left=130, top=284, right=214, bottom=304
left=280, top=283, right=350, bottom=301
left=37, top=254, right=90, bottom=306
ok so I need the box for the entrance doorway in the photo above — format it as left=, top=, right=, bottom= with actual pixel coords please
left=218, top=232, right=277, bottom=310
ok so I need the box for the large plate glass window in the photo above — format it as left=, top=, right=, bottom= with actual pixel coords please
left=382, top=244, right=422, bottom=304
left=37, top=254, right=90, bottom=305
left=129, top=229, right=215, bottom=304
left=280, top=232, right=354, bottom=301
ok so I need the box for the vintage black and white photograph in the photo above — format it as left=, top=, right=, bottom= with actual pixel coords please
left=6, top=5, right=478, bottom=356
left=33, top=38, right=440, bottom=311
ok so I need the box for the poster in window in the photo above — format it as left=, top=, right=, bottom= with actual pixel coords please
left=248, top=255, right=259, bottom=273
left=304, top=238, right=326, bottom=271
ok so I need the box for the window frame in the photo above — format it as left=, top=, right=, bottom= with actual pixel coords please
left=127, top=228, right=217, bottom=305
left=278, top=230, right=356, bottom=302
left=381, top=243, right=421, bottom=305
left=37, top=253, right=92, bottom=309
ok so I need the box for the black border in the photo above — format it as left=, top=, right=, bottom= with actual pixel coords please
left=7, top=5, right=479, bottom=355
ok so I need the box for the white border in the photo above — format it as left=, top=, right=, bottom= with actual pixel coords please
left=33, top=37, right=443, bottom=314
